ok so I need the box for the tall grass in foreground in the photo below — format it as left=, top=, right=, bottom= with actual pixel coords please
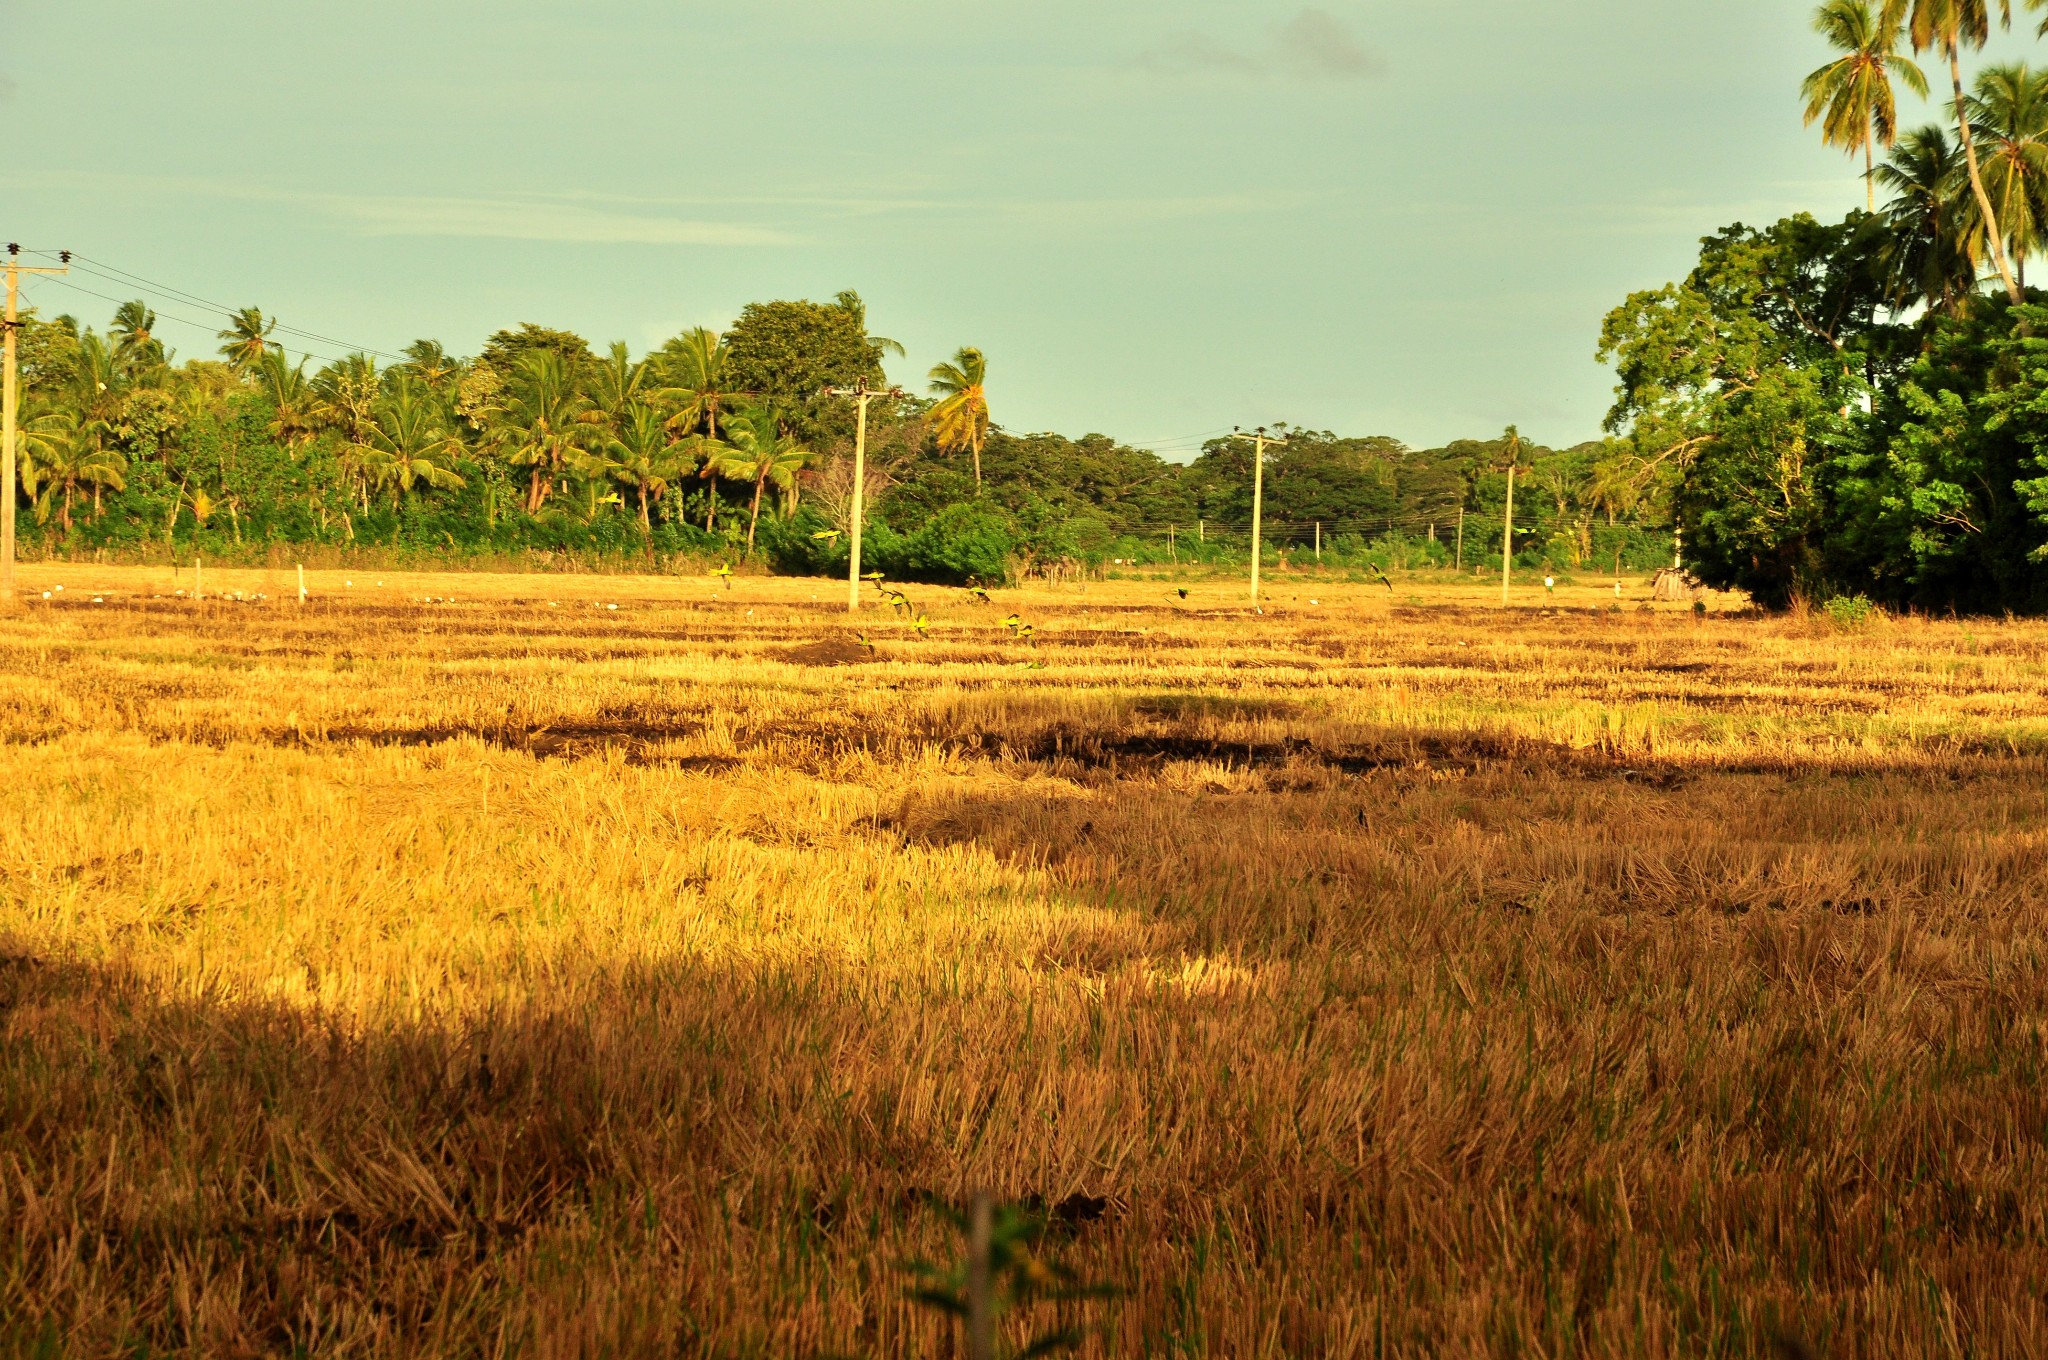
left=0, top=571, right=2045, bottom=1357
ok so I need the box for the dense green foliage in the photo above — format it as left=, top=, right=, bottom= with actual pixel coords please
left=6, top=291, right=1670, bottom=585
left=1595, top=4, right=2048, bottom=611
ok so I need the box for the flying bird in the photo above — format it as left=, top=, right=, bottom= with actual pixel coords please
left=710, top=564, right=734, bottom=590
left=910, top=613, right=931, bottom=637
left=811, top=529, right=842, bottom=543
left=966, top=586, right=992, bottom=604
left=1001, top=613, right=1022, bottom=632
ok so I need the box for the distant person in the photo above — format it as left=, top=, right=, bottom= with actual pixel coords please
left=1544, top=575, right=1555, bottom=596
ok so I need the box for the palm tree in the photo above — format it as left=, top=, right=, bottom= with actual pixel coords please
left=711, top=405, right=811, bottom=551
left=110, top=300, right=168, bottom=376
left=352, top=375, right=467, bottom=505
left=496, top=350, right=592, bottom=512
left=1965, top=62, right=2048, bottom=287
left=217, top=307, right=279, bottom=372
left=1881, top=0, right=2024, bottom=302
left=928, top=347, right=991, bottom=491
left=654, top=327, right=738, bottom=440
left=1878, top=125, right=1981, bottom=310
left=593, top=403, right=689, bottom=530
left=258, top=351, right=318, bottom=453
left=581, top=341, right=675, bottom=448
left=1804, top=1, right=1929, bottom=210
left=18, top=402, right=126, bottom=533
left=399, top=339, right=461, bottom=392
left=11, top=402, right=77, bottom=500
left=836, top=290, right=907, bottom=363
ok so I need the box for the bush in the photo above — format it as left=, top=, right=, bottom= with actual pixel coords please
left=893, top=502, right=1017, bottom=585
left=1822, top=594, right=1877, bottom=628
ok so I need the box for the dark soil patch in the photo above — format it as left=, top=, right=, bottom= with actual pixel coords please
left=774, top=637, right=872, bottom=667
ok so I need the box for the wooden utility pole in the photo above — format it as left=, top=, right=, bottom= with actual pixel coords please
left=821, top=381, right=903, bottom=613
left=1231, top=426, right=1288, bottom=608
left=2, top=246, right=70, bottom=600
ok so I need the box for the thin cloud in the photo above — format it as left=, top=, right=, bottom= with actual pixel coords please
left=1138, top=8, right=1382, bottom=82
left=334, top=196, right=798, bottom=246
left=1272, top=9, right=1382, bottom=80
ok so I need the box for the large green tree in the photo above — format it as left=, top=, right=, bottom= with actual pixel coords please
left=724, top=295, right=885, bottom=441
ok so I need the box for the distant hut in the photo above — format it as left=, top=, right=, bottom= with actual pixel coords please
left=1651, top=568, right=1707, bottom=602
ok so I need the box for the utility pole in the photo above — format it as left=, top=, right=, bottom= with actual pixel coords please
left=3, top=245, right=70, bottom=601
left=1456, top=507, right=1465, bottom=571
left=1499, top=426, right=1524, bottom=607
left=1314, top=521, right=1321, bottom=563
left=822, top=381, right=903, bottom=614
left=1231, top=426, right=1287, bottom=608
left=1501, top=465, right=1515, bottom=607
left=1673, top=525, right=1683, bottom=570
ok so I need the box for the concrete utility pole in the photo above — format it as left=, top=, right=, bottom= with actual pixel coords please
left=1498, top=426, right=1525, bottom=608
left=2, top=245, right=70, bottom=601
left=1231, top=426, right=1288, bottom=608
left=821, top=381, right=904, bottom=613
left=1501, top=464, right=1515, bottom=607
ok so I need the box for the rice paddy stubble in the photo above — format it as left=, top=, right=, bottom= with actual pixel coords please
left=0, top=566, right=2045, bottom=1357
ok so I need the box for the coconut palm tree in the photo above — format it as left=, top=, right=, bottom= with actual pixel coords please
left=11, top=402, right=77, bottom=500
left=710, top=405, right=811, bottom=551
left=1804, top=1, right=1929, bottom=210
left=398, top=339, right=461, bottom=393
left=654, top=327, right=738, bottom=440
left=352, top=375, right=467, bottom=505
left=18, top=402, right=126, bottom=533
left=258, top=351, right=318, bottom=453
left=928, top=347, right=991, bottom=491
left=110, top=300, right=168, bottom=377
left=836, top=290, right=907, bottom=363
left=1881, top=0, right=2024, bottom=302
left=1878, top=125, right=1982, bottom=310
left=590, top=342, right=661, bottom=420
left=216, top=307, right=279, bottom=372
left=592, top=402, right=690, bottom=531
left=496, top=350, right=592, bottom=513
left=1965, top=62, right=2048, bottom=287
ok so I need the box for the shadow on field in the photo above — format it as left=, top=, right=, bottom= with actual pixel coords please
left=0, top=943, right=1096, bottom=1356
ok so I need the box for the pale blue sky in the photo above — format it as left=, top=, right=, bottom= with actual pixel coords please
left=3, top=1, right=2036, bottom=454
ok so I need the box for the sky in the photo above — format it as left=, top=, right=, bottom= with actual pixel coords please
left=3, top=0, right=2040, bottom=457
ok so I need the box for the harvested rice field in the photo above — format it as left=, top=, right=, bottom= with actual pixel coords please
left=2, top=562, right=2047, bottom=1358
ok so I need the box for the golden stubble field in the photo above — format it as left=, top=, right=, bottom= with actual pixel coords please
left=1, top=562, right=2046, bottom=1359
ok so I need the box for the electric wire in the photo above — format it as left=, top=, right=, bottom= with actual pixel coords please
left=26, top=248, right=410, bottom=364
left=19, top=274, right=356, bottom=369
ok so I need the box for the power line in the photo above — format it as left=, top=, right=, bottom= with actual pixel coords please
left=50, top=250, right=410, bottom=364
left=19, top=242, right=409, bottom=360
left=20, top=274, right=354, bottom=369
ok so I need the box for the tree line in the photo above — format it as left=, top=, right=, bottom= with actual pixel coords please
left=7, top=281, right=1672, bottom=585
left=1601, top=0, right=2048, bottom=611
